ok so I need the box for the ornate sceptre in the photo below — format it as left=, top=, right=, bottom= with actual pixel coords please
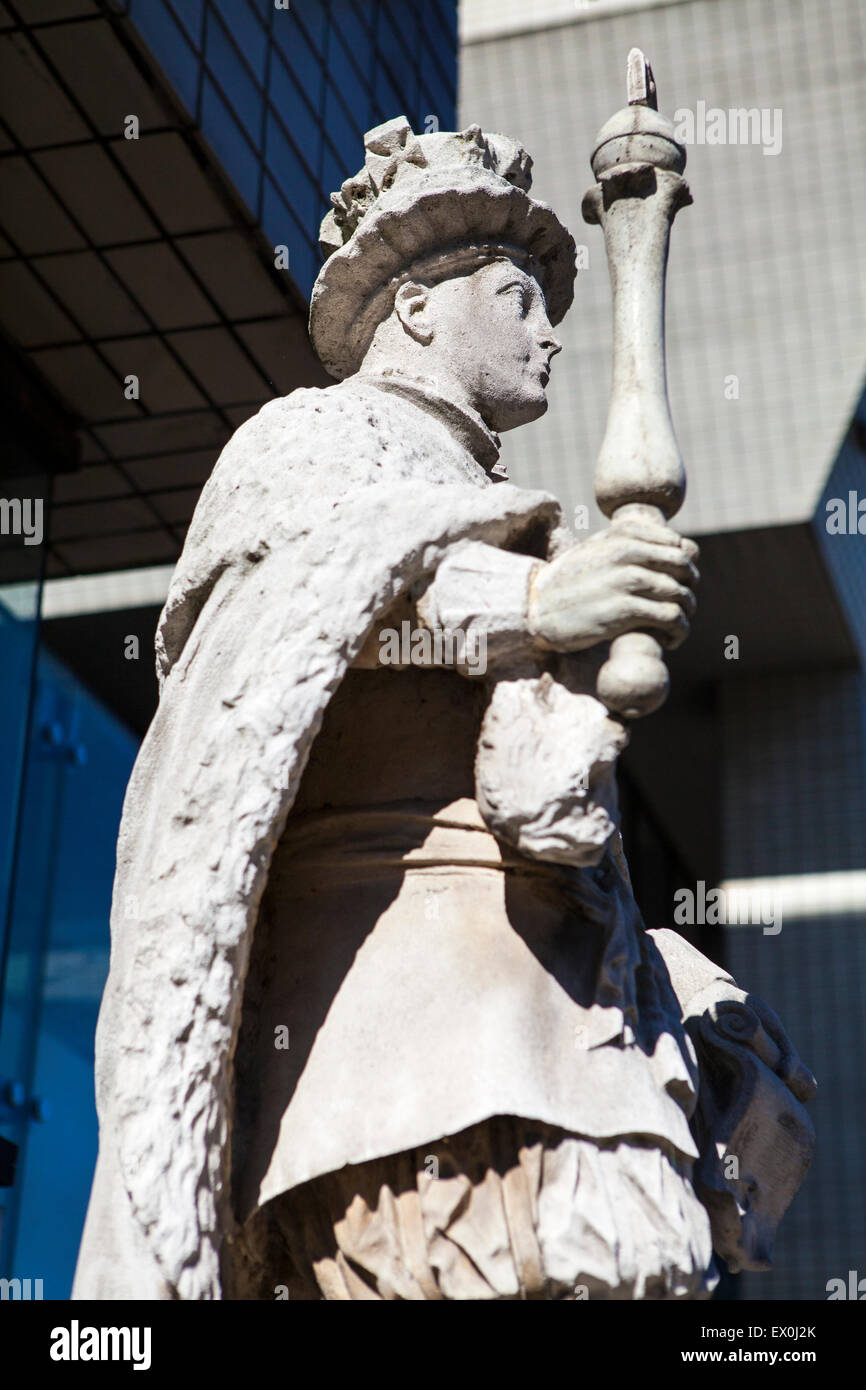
left=582, top=50, right=692, bottom=719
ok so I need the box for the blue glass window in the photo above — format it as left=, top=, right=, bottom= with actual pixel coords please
left=209, top=0, right=268, bottom=81
left=264, top=115, right=321, bottom=242
left=379, top=0, right=419, bottom=78
left=164, top=0, right=204, bottom=49
left=268, top=53, right=321, bottom=181
left=321, top=138, right=352, bottom=213
left=128, top=0, right=200, bottom=118
left=293, top=0, right=328, bottom=60
left=326, top=28, right=373, bottom=141
left=270, top=7, right=323, bottom=111
left=200, top=75, right=261, bottom=212
left=205, top=8, right=265, bottom=145
left=328, top=0, right=373, bottom=88
left=0, top=648, right=137, bottom=1297
left=323, top=81, right=364, bottom=176
left=261, top=174, right=317, bottom=296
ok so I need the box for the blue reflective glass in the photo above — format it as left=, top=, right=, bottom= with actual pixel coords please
left=128, top=0, right=200, bottom=117
left=205, top=8, right=265, bottom=143
left=419, top=79, right=452, bottom=134
left=294, top=0, right=327, bottom=59
left=379, top=0, right=418, bottom=76
left=419, top=46, right=456, bottom=123
left=268, top=55, right=321, bottom=178
left=209, top=0, right=268, bottom=79
left=371, top=55, right=403, bottom=125
left=0, top=594, right=38, bottom=933
left=324, top=81, right=364, bottom=173
left=270, top=6, right=323, bottom=110
left=428, top=0, right=458, bottom=48
left=328, top=0, right=373, bottom=86
left=321, top=138, right=351, bottom=208
left=264, top=111, right=320, bottom=233
left=163, top=0, right=205, bottom=49
left=327, top=27, right=373, bottom=140
left=0, top=650, right=137, bottom=1296
left=261, top=175, right=317, bottom=296
left=201, top=75, right=261, bottom=212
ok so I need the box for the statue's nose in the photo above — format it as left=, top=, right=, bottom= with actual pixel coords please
left=540, top=333, right=562, bottom=359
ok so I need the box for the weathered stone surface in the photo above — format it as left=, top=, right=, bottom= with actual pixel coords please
left=73, top=106, right=815, bottom=1302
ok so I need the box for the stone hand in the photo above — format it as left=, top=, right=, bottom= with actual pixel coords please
left=528, top=513, right=699, bottom=654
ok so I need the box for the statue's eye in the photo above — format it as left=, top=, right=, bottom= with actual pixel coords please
left=497, top=281, right=530, bottom=317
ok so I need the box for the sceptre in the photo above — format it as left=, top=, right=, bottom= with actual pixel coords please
left=582, top=50, right=692, bottom=719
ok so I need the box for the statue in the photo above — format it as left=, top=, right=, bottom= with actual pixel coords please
left=73, top=60, right=815, bottom=1301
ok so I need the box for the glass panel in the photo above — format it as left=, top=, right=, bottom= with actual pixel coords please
left=264, top=111, right=320, bottom=233
left=293, top=0, right=327, bottom=61
left=325, top=31, right=373, bottom=144
left=323, top=79, right=365, bottom=177
left=128, top=0, right=201, bottom=117
left=209, top=0, right=268, bottom=80
left=268, top=54, right=322, bottom=181
left=0, top=477, right=45, bottom=1275
left=261, top=173, right=317, bottom=297
left=329, top=0, right=374, bottom=85
left=205, top=8, right=266, bottom=143
left=200, top=75, right=261, bottom=212
left=0, top=650, right=138, bottom=1296
left=164, top=0, right=204, bottom=50
left=270, top=6, right=323, bottom=112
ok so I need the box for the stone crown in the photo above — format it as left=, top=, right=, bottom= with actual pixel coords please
left=309, top=116, right=577, bottom=381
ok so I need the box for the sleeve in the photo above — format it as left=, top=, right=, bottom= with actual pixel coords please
left=414, top=539, right=543, bottom=676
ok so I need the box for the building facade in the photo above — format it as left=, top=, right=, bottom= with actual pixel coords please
left=460, top=0, right=866, bottom=1300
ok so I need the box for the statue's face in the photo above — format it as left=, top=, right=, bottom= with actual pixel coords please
left=426, top=259, right=562, bottom=432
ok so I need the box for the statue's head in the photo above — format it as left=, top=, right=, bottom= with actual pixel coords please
left=359, top=252, right=561, bottom=431
left=310, top=119, right=577, bottom=433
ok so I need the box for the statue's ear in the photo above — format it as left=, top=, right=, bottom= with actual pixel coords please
left=393, top=281, right=433, bottom=345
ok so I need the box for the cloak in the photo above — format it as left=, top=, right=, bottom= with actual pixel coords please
left=74, top=375, right=698, bottom=1300
left=75, top=377, right=561, bottom=1298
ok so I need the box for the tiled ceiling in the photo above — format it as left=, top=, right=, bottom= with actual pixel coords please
left=0, top=0, right=329, bottom=581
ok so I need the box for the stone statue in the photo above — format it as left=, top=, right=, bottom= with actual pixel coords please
left=73, top=97, right=815, bottom=1301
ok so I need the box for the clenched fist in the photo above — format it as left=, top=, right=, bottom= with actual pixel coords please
left=529, top=512, right=699, bottom=653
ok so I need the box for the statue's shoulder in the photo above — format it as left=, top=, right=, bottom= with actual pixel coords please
left=206, top=380, right=422, bottom=507
left=214, top=380, right=394, bottom=474
left=240, top=378, right=386, bottom=431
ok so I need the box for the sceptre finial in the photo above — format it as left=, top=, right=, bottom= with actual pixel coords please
left=627, top=47, right=658, bottom=110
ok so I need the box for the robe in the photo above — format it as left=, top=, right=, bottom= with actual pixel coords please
left=73, top=374, right=705, bottom=1300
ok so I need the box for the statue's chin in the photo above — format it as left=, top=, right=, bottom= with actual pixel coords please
left=489, top=390, right=548, bottom=433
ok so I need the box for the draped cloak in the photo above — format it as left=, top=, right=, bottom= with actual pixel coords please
left=73, top=375, right=700, bottom=1301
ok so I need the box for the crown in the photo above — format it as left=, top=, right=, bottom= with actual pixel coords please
left=309, top=116, right=576, bottom=381
left=319, top=117, right=534, bottom=256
